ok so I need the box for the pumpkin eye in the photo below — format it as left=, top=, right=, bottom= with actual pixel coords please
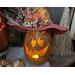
left=38, top=38, right=44, bottom=47
left=31, top=39, right=36, bottom=47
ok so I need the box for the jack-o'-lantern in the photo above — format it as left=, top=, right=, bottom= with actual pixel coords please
left=24, top=30, right=51, bottom=64
left=2, top=7, right=68, bottom=64
left=0, top=14, right=9, bottom=56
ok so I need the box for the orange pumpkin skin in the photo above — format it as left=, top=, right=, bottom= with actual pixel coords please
left=24, top=30, right=51, bottom=64
left=0, top=16, right=9, bottom=52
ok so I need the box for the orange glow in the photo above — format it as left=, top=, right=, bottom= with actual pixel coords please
left=32, top=54, right=39, bottom=59
left=25, top=43, right=49, bottom=57
left=25, top=31, right=49, bottom=57
left=24, top=30, right=51, bottom=64
left=31, top=39, right=36, bottom=47
left=38, top=38, right=44, bottom=47
left=38, top=44, right=49, bottom=56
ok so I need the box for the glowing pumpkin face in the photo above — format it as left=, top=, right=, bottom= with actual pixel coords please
left=24, top=30, right=51, bottom=64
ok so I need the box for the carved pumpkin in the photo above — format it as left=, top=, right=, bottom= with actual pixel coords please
left=3, top=7, right=68, bottom=64
left=24, top=30, right=51, bottom=64
left=8, top=23, right=67, bottom=64
left=0, top=15, right=9, bottom=53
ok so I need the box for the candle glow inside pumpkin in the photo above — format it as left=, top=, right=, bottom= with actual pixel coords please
left=24, top=30, right=51, bottom=64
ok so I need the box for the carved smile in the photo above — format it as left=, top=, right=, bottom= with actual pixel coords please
left=25, top=43, right=49, bottom=59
